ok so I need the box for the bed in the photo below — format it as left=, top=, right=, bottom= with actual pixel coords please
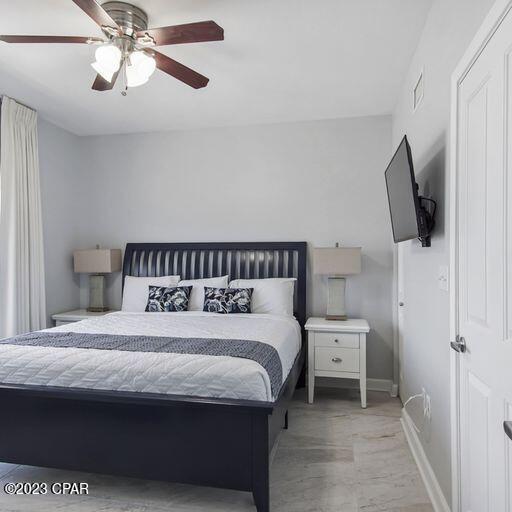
left=0, top=242, right=307, bottom=512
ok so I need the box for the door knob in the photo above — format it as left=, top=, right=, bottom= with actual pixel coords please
left=450, top=335, right=466, bottom=353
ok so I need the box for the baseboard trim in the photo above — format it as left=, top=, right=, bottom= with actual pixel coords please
left=401, top=409, right=451, bottom=512
left=316, top=377, right=394, bottom=395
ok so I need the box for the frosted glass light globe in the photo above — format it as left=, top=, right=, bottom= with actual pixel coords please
left=131, top=51, right=156, bottom=78
left=126, top=51, right=156, bottom=88
left=126, top=64, right=149, bottom=87
left=91, top=44, right=122, bottom=83
left=91, top=61, right=115, bottom=82
left=95, top=45, right=122, bottom=71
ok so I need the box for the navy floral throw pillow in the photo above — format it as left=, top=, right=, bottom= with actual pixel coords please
left=203, top=287, right=253, bottom=314
left=145, top=285, right=192, bottom=312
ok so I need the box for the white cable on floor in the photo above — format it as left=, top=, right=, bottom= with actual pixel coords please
left=402, top=393, right=423, bottom=433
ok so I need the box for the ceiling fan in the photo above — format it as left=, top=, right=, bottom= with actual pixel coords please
left=0, top=0, right=224, bottom=93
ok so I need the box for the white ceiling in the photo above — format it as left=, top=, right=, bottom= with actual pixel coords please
left=0, top=0, right=431, bottom=136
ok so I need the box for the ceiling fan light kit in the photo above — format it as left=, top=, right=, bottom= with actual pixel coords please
left=91, top=37, right=156, bottom=88
left=0, top=0, right=224, bottom=93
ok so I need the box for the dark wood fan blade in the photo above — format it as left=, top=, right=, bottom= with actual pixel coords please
left=72, top=0, right=120, bottom=31
left=0, top=35, right=104, bottom=44
left=92, top=70, right=119, bottom=91
left=151, top=50, right=209, bottom=89
left=137, top=21, right=223, bottom=46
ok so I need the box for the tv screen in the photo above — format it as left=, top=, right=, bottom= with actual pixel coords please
left=385, top=136, right=421, bottom=243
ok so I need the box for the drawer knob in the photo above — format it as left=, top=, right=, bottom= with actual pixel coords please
left=331, top=357, right=342, bottom=363
left=334, top=339, right=339, bottom=343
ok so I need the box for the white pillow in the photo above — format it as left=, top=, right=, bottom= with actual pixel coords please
left=178, top=276, right=229, bottom=311
left=228, top=278, right=296, bottom=316
left=122, top=275, right=180, bottom=312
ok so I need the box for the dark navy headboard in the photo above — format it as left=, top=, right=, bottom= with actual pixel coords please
left=122, top=242, right=307, bottom=328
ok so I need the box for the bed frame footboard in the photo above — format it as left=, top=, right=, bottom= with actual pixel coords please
left=0, top=348, right=304, bottom=512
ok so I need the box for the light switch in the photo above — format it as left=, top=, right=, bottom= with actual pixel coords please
left=438, top=265, right=449, bottom=292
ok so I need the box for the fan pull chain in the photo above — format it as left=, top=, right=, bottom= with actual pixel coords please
left=121, top=59, right=128, bottom=96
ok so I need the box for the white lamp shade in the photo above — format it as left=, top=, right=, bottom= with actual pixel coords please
left=74, top=249, right=122, bottom=274
left=313, top=247, right=362, bottom=276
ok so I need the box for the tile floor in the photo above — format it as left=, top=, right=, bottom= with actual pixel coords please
left=0, top=388, right=433, bottom=512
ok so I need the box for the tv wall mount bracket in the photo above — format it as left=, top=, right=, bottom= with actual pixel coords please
left=417, top=195, right=436, bottom=247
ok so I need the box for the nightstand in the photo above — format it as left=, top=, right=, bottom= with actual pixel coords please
left=51, top=309, right=117, bottom=327
left=305, top=317, right=370, bottom=408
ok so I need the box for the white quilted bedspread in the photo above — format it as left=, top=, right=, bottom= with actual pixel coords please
left=0, top=312, right=301, bottom=402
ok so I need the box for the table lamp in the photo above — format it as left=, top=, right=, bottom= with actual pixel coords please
left=73, top=247, right=122, bottom=312
left=313, top=244, right=362, bottom=320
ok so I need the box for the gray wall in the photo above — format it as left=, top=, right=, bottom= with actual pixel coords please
left=37, top=115, right=394, bottom=381
left=70, top=115, right=395, bottom=382
left=391, top=0, right=494, bottom=502
left=38, top=118, right=84, bottom=325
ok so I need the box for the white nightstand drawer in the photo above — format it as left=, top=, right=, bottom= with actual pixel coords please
left=315, top=347, right=360, bottom=373
left=314, top=331, right=359, bottom=349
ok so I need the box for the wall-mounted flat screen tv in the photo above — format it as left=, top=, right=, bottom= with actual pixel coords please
left=385, top=135, right=434, bottom=247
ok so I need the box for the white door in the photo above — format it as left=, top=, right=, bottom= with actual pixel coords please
left=456, top=8, right=512, bottom=511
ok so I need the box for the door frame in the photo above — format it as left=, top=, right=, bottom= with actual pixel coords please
left=396, top=242, right=404, bottom=399
left=449, top=1, right=512, bottom=510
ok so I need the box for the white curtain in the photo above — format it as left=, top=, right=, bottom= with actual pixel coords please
left=0, top=96, right=46, bottom=338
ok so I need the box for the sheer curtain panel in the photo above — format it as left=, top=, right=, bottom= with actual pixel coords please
left=0, top=96, right=46, bottom=337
